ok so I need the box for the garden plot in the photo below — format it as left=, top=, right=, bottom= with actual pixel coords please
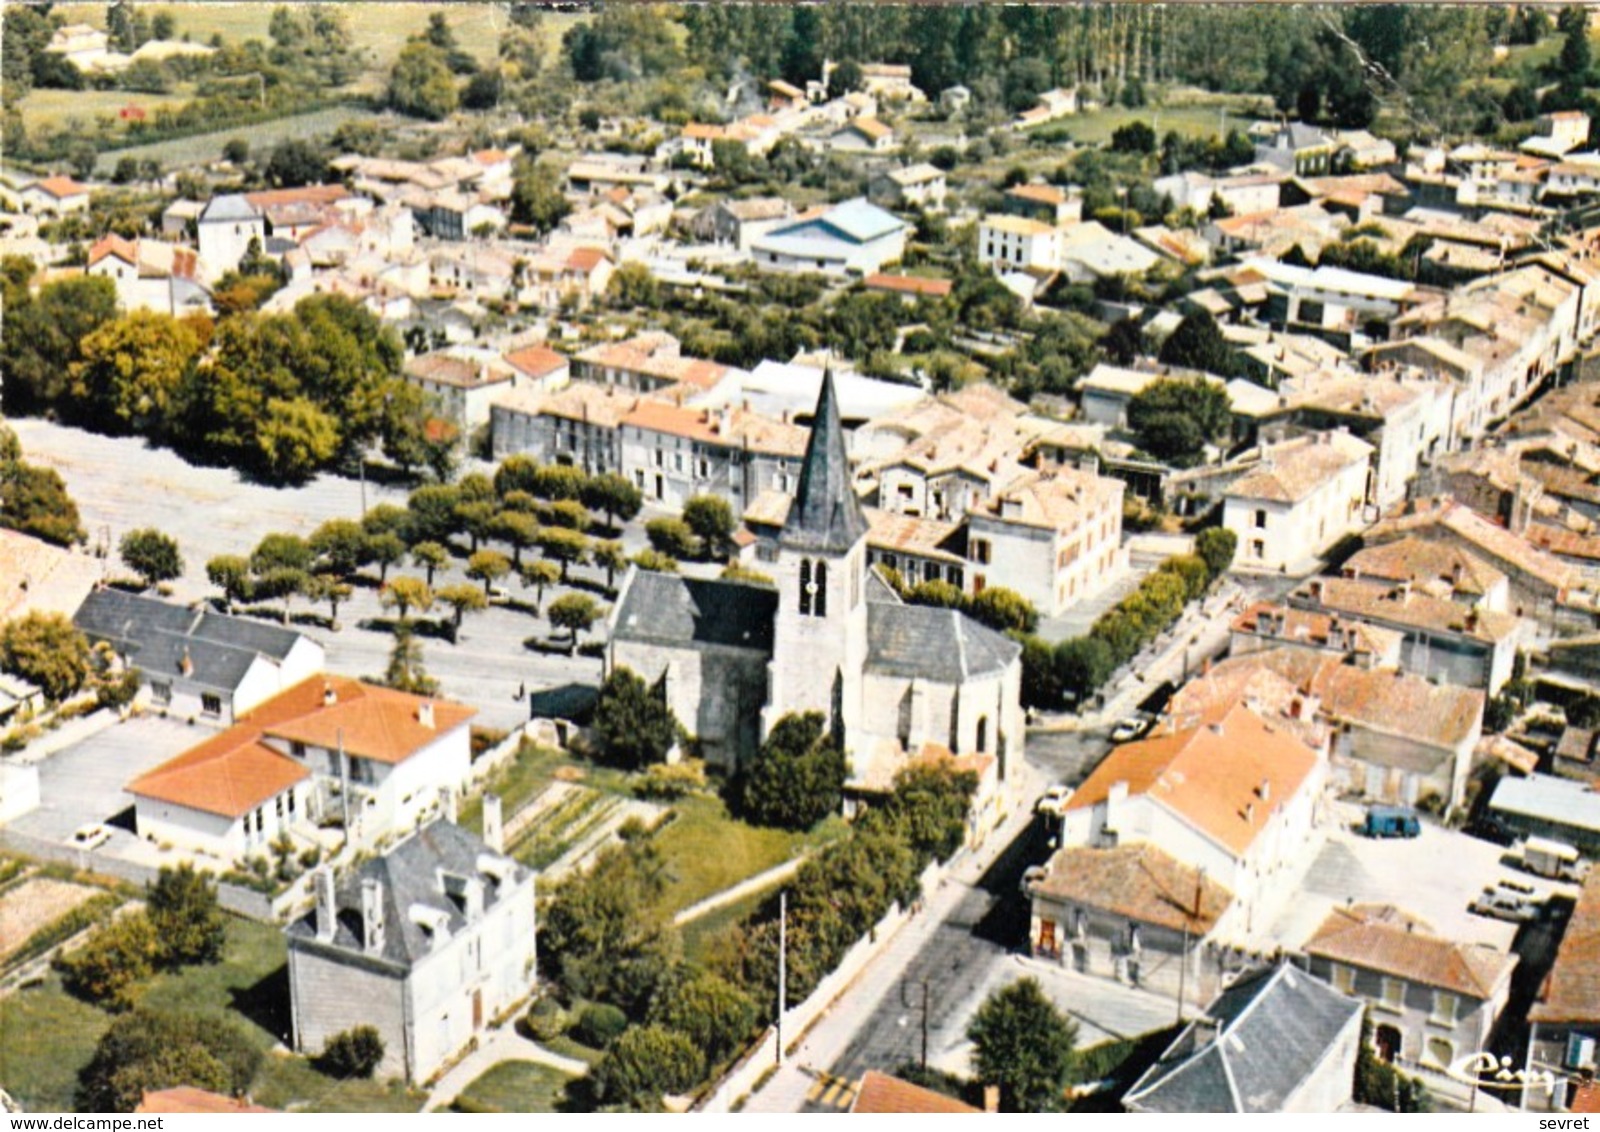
left=0, top=878, right=99, bottom=963
left=510, top=782, right=663, bottom=880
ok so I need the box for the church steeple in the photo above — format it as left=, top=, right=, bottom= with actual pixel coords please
left=781, top=368, right=867, bottom=554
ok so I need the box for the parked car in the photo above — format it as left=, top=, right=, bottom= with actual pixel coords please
left=1036, top=785, right=1074, bottom=815
left=1363, top=805, right=1421, bottom=839
left=71, top=823, right=111, bottom=851
left=1110, top=716, right=1151, bottom=743
left=1469, top=887, right=1539, bottom=924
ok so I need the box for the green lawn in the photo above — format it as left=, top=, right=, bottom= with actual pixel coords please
left=19, top=87, right=192, bottom=132
left=0, top=917, right=422, bottom=1113
left=453, top=1060, right=576, bottom=1113
left=1041, top=97, right=1270, bottom=147
left=543, top=1035, right=605, bottom=1068
left=649, top=794, right=843, bottom=916
left=90, top=106, right=380, bottom=176
left=681, top=886, right=773, bottom=969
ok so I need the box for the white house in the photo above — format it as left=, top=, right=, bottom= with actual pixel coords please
left=43, top=24, right=111, bottom=70
left=74, top=588, right=324, bottom=725
left=1152, top=170, right=1282, bottom=217
left=1224, top=431, right=1375, bottom=571
left=196, top=194, right=266, bottom=284
left=868, top=163, right=947, bottom=212
left=19, top=176, right=90, bottom=216
left=127, top=676, right=475, bottom=862
left=1054, top=702, right=1325, bottom=937
left=287, top=818, right=536, bottom=1084
left=86, top=234, right=212, bottom=317
left=977, top=214, right=1061, bottom=272
left=830, top=116, right=895, bottom=153
left=403, top=349, right=517, bottom=433
left=750, top=198, right=908, bottom=277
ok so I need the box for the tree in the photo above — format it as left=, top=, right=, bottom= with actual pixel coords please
left=967, top=978, right=1078, bottom=1112
left=491, top=509, right=540, bottom=567
left=1157, top=309, right=1239, bottom=377
left=79, top=1008, right=261, bottom=1113
left=519, top=559, right=561, bottom=612
left=462, top=64, right=503, bottom=110
left=1004, top=56, right=1052, bottom=112
left=223, top=137, right=250, bottom=165
left=593, top=540, right=628, bottom=589
left=1054, top=636, right=1114, bottom=703
left=537, top=528, right=589, bottom=581
left=1195, top=527, right=1237, bottom=580
left=648, top=972, right=757, bottom=1068
left=146, top=864, right=226, bottom=967
left=55, top=912, right=161, bottom=1012
left=381, top=575, right=434, bottom=624
left=206, top=555, right=252, bottom=613
left=319, top=1026, right=385, bottom=1079
left=0, top=612, right=91, bottom=701
left=256, top=397, right=340, bottom=484
left=367, top=532, right=408, bottom=585
left=1101, top=316, right=1145, bottom=366
left=411, top=541, right=451, bottom=586
left=592, top=666, right=679, bottom=769
left=309, top=519, right=371, bottom=578
left=119, top=529, right=183, bottom=588
left=632, top=549, right=678, bottom=574
left=71, top=311, right=202, bottom=435
left=738, top=711, right=847, bottom=831
left=542, top=499, right=590, bottom=532
left=1110, top=120, right=1157, bottom=153
left=683, top=496, right=735, bottom=560
left=887, top=762, right=979, bottom=863
left=436, top=582, right=487, bottom=642
left=968, top=587, right=1038, bottom=635
left=306, top=574, right=353, bottom=628
left=549, top=593, right=602, bottom=653
left=388, top=41, right=458, bottom=120
left=540, top=839, right=680, bottom=1014
left=581, top=473, right=643, bottom=530
left=593, top=1025, right=705, bottom=1108
left=466, top=548, right=511, bottom=597
left=1559, top=5, right=1593, bottom=96
left=828, top=58, right=864, bottom=98
left=385, top=626, right=437, bottom=695
left=646, top=517, right=697, bottom=560
left=0, top=456, right=86, bottom=547
left=251, top=532, right=312, bottom=576
left=1127, top=376, right=1233, bottom=467
left=263, top=139, right=328, bottom=189
left=510, top=157, right=573, bottom=233
left=721, top=563, right=775, bottom=587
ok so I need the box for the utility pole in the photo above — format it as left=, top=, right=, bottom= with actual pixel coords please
left=776, top=889, right=787, bottom=1067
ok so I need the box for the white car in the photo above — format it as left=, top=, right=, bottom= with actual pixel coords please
left=1035, top=785, right=1074, bottom=815
left=1111, top=717, right=1151, bottom=743
left=71, top=823, right=111, bottom=851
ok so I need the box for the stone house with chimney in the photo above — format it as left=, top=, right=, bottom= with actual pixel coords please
left=286, top=815, right=536, bottom=1084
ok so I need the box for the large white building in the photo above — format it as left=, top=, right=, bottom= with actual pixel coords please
left=196, top=194, right=266, bottom=284
left=1224, top=431, right=1374, bottom=571
left=127, top=677, right=474, bottom=862
left=749, top=198, right=908, bottom=277
left=287, top=818, right=536, bottom=1083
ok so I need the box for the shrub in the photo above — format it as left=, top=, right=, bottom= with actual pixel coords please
left=633, top=759, right=707, bottom=800
left=525, top=996, right=570, bottom=1042
left=318, top=1025, right=385, bottom=1078
left=55, top=911, right=162, bottom=1011
left=574, top=1002, right=630, bottom=1049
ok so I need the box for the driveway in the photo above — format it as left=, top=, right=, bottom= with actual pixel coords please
left=8, top=716, right=201, bottom=846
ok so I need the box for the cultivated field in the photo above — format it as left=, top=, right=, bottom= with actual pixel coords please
left=90, top=105, right=379, bottom=175
left=0, top=878, right=98, bottom=962
left=19, top=87, right=192, bottom=132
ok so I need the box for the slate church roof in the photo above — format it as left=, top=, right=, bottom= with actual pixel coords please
left=781, top=367, right=869, bottom=555
left=865, top=602, right=1020, bottom=681
left=1124, top=964, right=1361, bottom=1113
left=610, top=570, right=779, bottom=654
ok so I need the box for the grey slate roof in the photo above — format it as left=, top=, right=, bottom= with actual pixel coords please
left=199, top=194, right=262, bottom=223
left=781, top=368, right=869, bottom=554
left=1124, top=964, right=1362, bottom=1113
left=610, top=569, right=778, bottom=653
left=865, top=601, right=1020, bottom=682
left=75, top=587, right=308, bottom=694
left=286, top=821, right=527, bottom=970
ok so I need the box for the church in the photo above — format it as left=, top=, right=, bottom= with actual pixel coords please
left=608, top=370, right=1025, bottom=784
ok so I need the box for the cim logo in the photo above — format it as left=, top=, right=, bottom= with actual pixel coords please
left=1445, top=1051, right=1559, bottom=1097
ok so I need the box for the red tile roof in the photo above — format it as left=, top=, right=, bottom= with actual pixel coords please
left=1305, top=903, right=1516, bottom=999
left=88, top=233, right=137, bottom=266
left=137, top=1088, right=276, bottom=1114
left=851, top=1071, right=979, bottom=1114
left=1530, top=869, right=1600, bottom=1024
left=128, top=676, right=474, bottom=818
left=864, top=273, right=953, bottom=298
left=503, top=344, right=568, bottom=380
left=30, top=175, right=89, bottom=199
left=243, top=184, right=350, bottom=209
left=1065, top=703, right=1321, bottom=856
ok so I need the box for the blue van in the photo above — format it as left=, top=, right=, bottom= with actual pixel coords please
left=1364, top=805, right=1421, bottom=839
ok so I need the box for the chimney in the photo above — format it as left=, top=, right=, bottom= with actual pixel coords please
left=360, top=877, right=385, bottom=953
left=483, top=792, right=505, bottom=854
left=418, top=701, right=435, bottom=729
left=1245, top=801, right=1256, bottom=824
left=314, top=867, right=337, bottom=942
left=983, top=1086, right=1000, bottom=1114
left=1209, top=721, right=1225, bottom=736
left=178, top=646, right=194, bottom=678
left=1259, top=778, right=1272, bottom=802
left=323, top=682, right=337, bottom=706
left=1308, top=578, right=1325, bottom=602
